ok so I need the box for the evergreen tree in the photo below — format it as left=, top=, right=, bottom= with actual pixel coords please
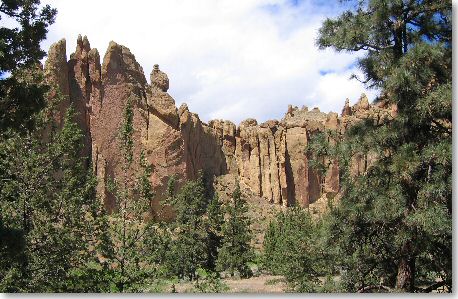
left=0, top=2, right=116, bottom=292
left=0, top=106, right=101, bottom=292
left=216, top=183, right=254, bottom=278
left=103, top=97, right=158, bottom=292
left=308, top=0, right=452, bottom=292
left=163, top=173, right=226, bottom=280
left=204, top=193, right=224, bottom=271
left=192, top=268, right=229, bottom=293
left=0, top=0, right=57, bottom=132
left=165, top=172, right=209, bottom=280
left=263, top=208, right=338, bottom=292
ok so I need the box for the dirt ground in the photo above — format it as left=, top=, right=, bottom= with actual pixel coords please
left=172, top=274, right=287, bottom=293
left=223, top=274, right=286, bottom=293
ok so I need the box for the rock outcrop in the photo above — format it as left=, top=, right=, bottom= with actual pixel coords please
left=44, top=37, right=395, bottom=214
left=44, top=38, right=70, bottom=129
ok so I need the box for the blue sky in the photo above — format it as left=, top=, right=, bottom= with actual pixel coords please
left=41, top=0, right=378, bottom=124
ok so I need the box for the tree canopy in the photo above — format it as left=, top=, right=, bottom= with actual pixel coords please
left=0, top=0, right=57, bottom=132
left=307, top=0, right=452, bottom=293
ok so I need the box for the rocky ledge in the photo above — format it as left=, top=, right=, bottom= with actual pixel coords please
left=44, top=36, right=397, bottom=215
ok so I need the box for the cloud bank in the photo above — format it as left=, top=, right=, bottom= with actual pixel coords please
left=41, top=0, right=378, bottom=124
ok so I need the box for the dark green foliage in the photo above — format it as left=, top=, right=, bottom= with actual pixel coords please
left=0, top=1, right=113, bottom=292
left=163, top=172, right=222, bottom=280
left=0, top=0, right=57, bottom=132
left=204, top=193, right=224, bottom=271
left=0, top=0, right=57, bottom=72
left=168, top=223, right=208, bottom=281
left=167, top=172, right=208, bottom=226
left=263, top=208, right=338, bottom=292
left=166, top=175, right=208, bottom=280
left=306, top=0, right=452, bottom=293
left=101, top=99, right=158, bottom=292
left=0, top=106, right=102, bottom=292
left=192, top=268, right=229, bottom=293
left=120, top=97, right=134, bottom=166
left=216, top=183, right=254, bottom=278
left=317, top=0, right=451, bottom=88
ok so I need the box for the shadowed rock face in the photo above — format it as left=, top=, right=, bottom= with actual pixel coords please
left=45, top=37, right=395, bottom=213
left=44, top=38, right=70, bottom=129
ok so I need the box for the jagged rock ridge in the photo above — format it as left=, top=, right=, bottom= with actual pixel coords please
left=44, top=37, right=396, bottom=215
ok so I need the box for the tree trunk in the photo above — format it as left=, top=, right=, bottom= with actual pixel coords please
left=396, top=242, right=415, bottom=292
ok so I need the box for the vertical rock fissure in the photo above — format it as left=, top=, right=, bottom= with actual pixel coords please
left=146, top=110, right=150, bottom=141
left=274, top=139, right=282, bottom=205
left=266, top=136, right=272, bottom=202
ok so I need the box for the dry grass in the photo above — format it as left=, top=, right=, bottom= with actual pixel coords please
left=170, top=274, right=287, bottom=293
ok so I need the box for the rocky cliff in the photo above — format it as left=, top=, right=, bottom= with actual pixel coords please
left=44, top=37, right=396, bottom=214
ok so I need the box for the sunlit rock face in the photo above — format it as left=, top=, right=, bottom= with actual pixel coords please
left=45, top=37, right=394, bottom=214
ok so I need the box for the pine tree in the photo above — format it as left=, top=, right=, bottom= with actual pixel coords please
left=263, top=208, right=338, bottom=292
left=0, top=2, right=118, bottom=291
left=309, top=0, right=452, bottom=292
left=103, top=97, right=158, bottom=292
left=0, top=0, right=57, bottom=132
left=163, top=173, right=227, bottom=280
left=216, top=183, right=254, bottom=278
left=165, top=172, right=209, bottom=280
left=204, top=193, right=224, bottom=271
left=0, top=106, right=102, bottom=292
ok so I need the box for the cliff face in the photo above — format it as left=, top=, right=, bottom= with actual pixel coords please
left=44, top=37, right=395, bottom=213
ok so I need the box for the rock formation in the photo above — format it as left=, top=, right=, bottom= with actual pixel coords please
left=44, top=38, right=70, bottom=129
left=44, top=37, right=395, bottom=214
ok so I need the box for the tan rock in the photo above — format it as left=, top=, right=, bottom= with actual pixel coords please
left=209, top=119, right=237, bottom=174
left=341, top=98, right=352, bottom=117
left=44, top=38, right=70, bottom=132
left=259, top=127, right=273, bottom=202
left=151, top=64, right=169, bottom=92
left=285, top=126, right=310, bottom=207
left=147, top=65, right=179, bottom=128
left=43, top=36, right=399, bottom=219
left=352, top=93, right=370, bottom=113
left=101, top=41, right=147, bottom=89
left=274, top=127, right=288, bottom=206
left=179, top=111, right=227, bottom=180
left=234, top=119, right=288, bottom=205
left=90, top=40, right=152, bottom=211
left=88, top=48, right=102, bottom=113
left=68, top=35, right=93, bottom=165
left=323, top=112, right=339, bottom=195
left=44, top=38, right=70, bottom=98
left=237, top=121, right=261, bottom=196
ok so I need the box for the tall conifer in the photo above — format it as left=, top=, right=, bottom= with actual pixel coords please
left=309, top=0, right=452, bottom=292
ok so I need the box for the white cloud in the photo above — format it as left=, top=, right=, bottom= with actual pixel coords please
left=40, top=0, right=378, bottom=124
left=307, top=68, right=380, bottom=113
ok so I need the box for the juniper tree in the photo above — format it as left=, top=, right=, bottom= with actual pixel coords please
left=0, top=2, right=119, bottom=291
left=308, top=0, right=452, bottom=292
left=104, top=97, right=158, bottom=292
left=204, top=193, right=224, bottom=271
left=216, top=183, right=254, bottom=278
left=0, top=106, right=101, bottom=292
left=163, top=172, right=227, bottom=280
left=0, top=0, right=56, bottom=132
left=164, top=172, right=210, bottom=280
left=263, top=208, right=338, bottom=292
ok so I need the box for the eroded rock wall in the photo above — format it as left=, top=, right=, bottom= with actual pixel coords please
left=44, top=37, right=394, bottom=214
